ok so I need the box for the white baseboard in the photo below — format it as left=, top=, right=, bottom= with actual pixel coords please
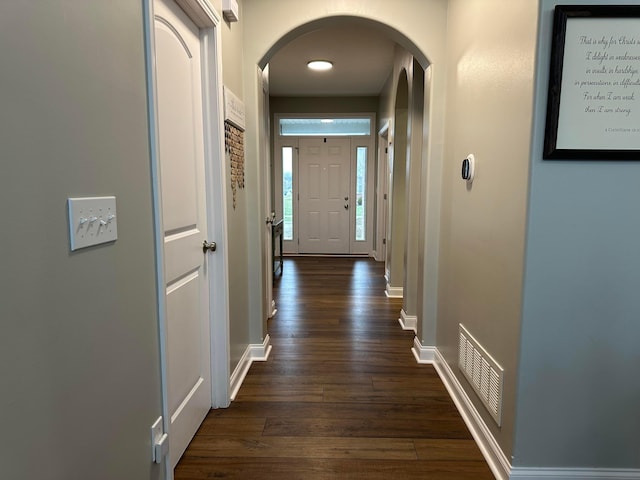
left=398, top=309, right=417, bottom=333
left=410, top=336, right=435, bottom=363
left=414, top=347, right=639, bottom=480
left=432, top=348, right=511, bottom=480
left=385, top=283, right=403, bottom=298
left=229, top=334, right=272, bottom=401
left=509, top=468, right=640, bottom=479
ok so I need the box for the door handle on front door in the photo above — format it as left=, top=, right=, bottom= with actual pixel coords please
left=202, top=240, right=217, bottom=253
left=344, top=204, right=349, bottom=210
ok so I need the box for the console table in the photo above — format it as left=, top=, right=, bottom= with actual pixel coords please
left=272, top=219, right=283, bottom=276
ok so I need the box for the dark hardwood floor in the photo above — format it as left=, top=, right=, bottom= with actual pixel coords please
left=175, top=257, right=494, bottom=479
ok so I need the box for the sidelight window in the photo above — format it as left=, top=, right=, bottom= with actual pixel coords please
left=282, top=147, right=293, bottom=241
left=355, top=147, right=367, bottom=241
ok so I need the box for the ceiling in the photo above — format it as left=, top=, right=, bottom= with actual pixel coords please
left=268, top=24, right=397, bottom=97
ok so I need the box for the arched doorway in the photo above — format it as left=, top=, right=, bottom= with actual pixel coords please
left=386, top=69, right=408, bottom=298
left=240, top=4, right=447, bottom=360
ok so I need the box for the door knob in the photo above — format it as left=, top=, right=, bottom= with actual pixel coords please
left=202, top=240, right=217, bottom=253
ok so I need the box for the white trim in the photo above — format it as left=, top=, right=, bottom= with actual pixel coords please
left=198, top=1, right=231, bottom=410
left=419, top=348, right=640, bottom=480
left=229, top=335, right=273, bottom=401
left=433, top=348, right=511, bottom=480
left=385, top=283, right=403, bottom=298
left=142, top=4, right=171, bottom=478
left=410, top=336, right=435, bottom=363
left=509, top=468, right=640, bottom=480
left=398, top=309, right=417, bottom=333
left=175, top=0, right=220, bottom=27
left=377, top=122, right=390, bottom=267
left=259, top=66, right=275, bottom=345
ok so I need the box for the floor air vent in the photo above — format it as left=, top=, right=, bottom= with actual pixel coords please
left=458, top=324, right=504, bottom=426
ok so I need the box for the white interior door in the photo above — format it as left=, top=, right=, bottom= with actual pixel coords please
left=154, top=0, right=212, bottom=468
left=298, top=138, right=350, bottom=254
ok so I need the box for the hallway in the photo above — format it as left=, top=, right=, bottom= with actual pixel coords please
left=174, top=257, right=494, bottom=479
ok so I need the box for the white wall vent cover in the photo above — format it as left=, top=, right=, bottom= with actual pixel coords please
left=458, top=324, right=504, bottom=426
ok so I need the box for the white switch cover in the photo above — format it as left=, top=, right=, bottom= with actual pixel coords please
left=68, top=196, right=118, bottom=251
left=151, top=416, right=166, bottom=463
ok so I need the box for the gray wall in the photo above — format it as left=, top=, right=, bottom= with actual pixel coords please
left=417, top=64, right=439, bottom=346
left=221, top=0, right=251, bottom=368
left=390, top=106, right=408, bottom=288
left=403, top=59, right=425, bottom=319
left=436, top=0, right=538, bottom=459
left=514, top=0, right=640, bottom=468
left=270, top=96, right=379, bottom=114
left=0, top=2, right=163, bottom=479
left=377, top=46, right=423, bottom=306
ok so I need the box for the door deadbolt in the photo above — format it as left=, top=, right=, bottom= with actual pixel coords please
left=202, top=240, right=217, bottom=253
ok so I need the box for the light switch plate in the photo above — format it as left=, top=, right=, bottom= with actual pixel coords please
left=68, top=196, right=118, bottom=251
left=151, top=416, right=164, bottom=463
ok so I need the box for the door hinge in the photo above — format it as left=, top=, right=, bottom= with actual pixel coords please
left=383, top=238, right=386, bottom=245
left=385, top=147, right=388, bottom=154
left=383, top=193, right=387, bottom=200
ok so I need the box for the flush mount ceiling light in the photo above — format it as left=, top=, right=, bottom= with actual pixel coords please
left=307, top=60, right=333, bottom=71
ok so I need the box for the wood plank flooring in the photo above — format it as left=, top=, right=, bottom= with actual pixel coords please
left=175, top=257, right=494, bottom=479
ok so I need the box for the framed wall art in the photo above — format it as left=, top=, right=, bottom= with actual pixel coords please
left=543, top=5, right=640, bottom=159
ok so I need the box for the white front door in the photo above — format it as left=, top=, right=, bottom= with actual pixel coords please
left=154, top=0, right=211, bottom=468
left=298, top=138, right=351, bottom=254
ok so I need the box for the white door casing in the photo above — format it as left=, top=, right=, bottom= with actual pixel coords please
left=153, top=0, right=214, bottom=469
left=385, top=139, right=394, bottom=281
left=376, top=123, right=390, bottom=263
left=259, top=66, right=275, bottom=318
left=298, top=138, right=351, bottom=254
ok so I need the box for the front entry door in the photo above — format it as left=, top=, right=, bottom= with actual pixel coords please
left=154, top=0, right=212, bottom=468
left=298, top=138, right=351, bottom=254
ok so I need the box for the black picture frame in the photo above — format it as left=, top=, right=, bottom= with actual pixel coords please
left=543, top=5, right=640, bottom=160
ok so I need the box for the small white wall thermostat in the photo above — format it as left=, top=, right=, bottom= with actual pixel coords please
left=461, top=154, right=475, bottom=183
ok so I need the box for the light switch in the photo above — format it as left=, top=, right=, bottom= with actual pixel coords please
left=68, top=196, right=118, bottom=251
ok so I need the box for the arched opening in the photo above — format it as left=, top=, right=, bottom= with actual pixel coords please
left=386, top=69, right=408, bottom=297
left=259, top=17, right=432, bottom=322
left=257, top=16, right=429, bottom=71
left=241, top=10, right=442, bottom=373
